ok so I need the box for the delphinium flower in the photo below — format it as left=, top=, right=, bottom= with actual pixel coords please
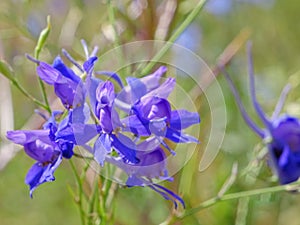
left=221, top=42, right=300, bottom=185
left=6, top=44, right=98, bottom=196
left=6, top=112, right=71, bottom=196
left=84, top=65, right=200, bottom=207
left=105, top=136, right=186, bottom=208
left=6, top=40, right=200, bottom=208
left=118, top=67, right=200, bottom=154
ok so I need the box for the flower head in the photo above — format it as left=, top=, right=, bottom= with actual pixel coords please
left=6, top=129, right=63, bottom=196
left=121, top=68, right=200, bottom=151
left=8, top=42, right=200, bottom=209
left=222, top=42, right=299, bottom=184
left=6, top=110, right=81, bottom=196
left=36, top=56, right=97, bottom=109
left=268, top=116, right=300, bottom=184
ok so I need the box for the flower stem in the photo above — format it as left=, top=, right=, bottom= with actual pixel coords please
left=182, top=182, right=300, bottom=219
left=140, top=0, right=208, bottom=76
left=107, top=0, right=129, bottom=77
left=10, top=78, right=49, bottom=111
left=87, top=176, right=99, bottom=225
left=69, top=159, right=86, bottom=225
left=34, top=16, right=52, bottom=114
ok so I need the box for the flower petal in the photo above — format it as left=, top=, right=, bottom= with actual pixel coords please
left=94, top=133, right=112, bottom=166
left=142, top=77, right=175, bottom=99
left=83, top=56, right=98, bottom=73
left=165, top=128, right=199, bottom=143
left=117, top=66, right=167, bottom=104
left=36, top=62, right=62, bottom=85
left=121, top=115, right=150, bottom=136
left=170, top=110, right=200, bottom=130
left=25, top=155, right=62, bottom=197
left=111, top=133, right=139, bottom=164
left=53, top=56, right=80, bottom=83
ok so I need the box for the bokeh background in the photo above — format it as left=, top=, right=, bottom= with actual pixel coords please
left=1, top=0, right=300, bottom=224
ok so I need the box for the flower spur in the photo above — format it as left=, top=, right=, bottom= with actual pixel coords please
left=221, top=42, right=300, bottom=185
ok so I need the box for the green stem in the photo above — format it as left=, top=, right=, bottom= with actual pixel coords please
left=87, top=176, right=99, bottom=225
left=182, top=182, right=300, bottom=219
left=107, top=0, right=129, bottom=76
left=34, top=16, right=52, bottom=114
left=69, top=159, right=86, bottom=225
left=10, top=78, right=49, bottom=111
left=36, top=78, right=51, bottom=113
left=139, top=0, right=208, bottom=76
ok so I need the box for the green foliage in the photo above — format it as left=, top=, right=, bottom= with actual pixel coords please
left=1, top=1, right=300, bottom=225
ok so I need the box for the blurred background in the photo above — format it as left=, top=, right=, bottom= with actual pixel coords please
left=1, top=0, right=300, bottom=224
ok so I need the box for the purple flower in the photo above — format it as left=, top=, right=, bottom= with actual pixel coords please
left=269, top=116, right=300, bottom=184
left=36, top=56, right=97, bottom=109
left=5, top=109, right=88, bottom=196
left=6, top=129, right=63, bottom=196
left=120, top=68, right=200, bottom=151
left=222, top=42, right=299, bottom=184
left=92, top=81, right=139, bottom=166
left=118, top=66, right=168, bottom=105
left=106, top=137, right=185, bottom=208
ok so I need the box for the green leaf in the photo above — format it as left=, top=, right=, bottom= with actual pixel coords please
left=0, top=60, right=15, bottom=80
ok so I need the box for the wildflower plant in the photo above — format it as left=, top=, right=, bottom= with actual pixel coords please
left=2, top=9, right=206, bottom=222
left=7, top=38, right=201, bottom=205
left=2, top=1, right=300, bottom=225
left=221, top=42, right=300, bottom=185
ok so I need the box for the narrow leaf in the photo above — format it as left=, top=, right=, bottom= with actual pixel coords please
left=0, top=60, right=14, bottom=80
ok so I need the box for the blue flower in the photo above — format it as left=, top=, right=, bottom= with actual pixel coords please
left=106, top=137, right=185, bottom=208
left=120, top=67, right=200, bottom=153
left=92, top=81, right=139, bottom=166
left=6, top=129, right=63, bottom=196
left=12, top=44, right=200, bottom=208
left=268, top=116, right=300, bottom=184
left=36, top=56, right=97, bottom=109
left=222, top=42, right=300, bottom=184
left=5, top=110, right=83, bottom=196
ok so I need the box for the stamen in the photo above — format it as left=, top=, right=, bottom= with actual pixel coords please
left=61, top=49, right=84, bottom=72
left=247, top=42, right=272, bottom=129
left=220, top=66, right=265, bottom=138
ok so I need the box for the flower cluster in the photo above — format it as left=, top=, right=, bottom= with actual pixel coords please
left=6, top=43, right=200, bottom=207
left=222, top=43, right=300, bottom=185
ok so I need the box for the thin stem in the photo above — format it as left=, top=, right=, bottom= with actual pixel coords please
left=247, top=42, right=272, bottom=129
left=10, top=78, right=49, bottom=111
left=107, top=0, right=128, bottom=77
left=218, top=162, right=238, bottom=198
left=69, top=159, right=86, bottom=225
left=34, top=16, right=52, bottom=114
left=221, top=67, right=265, bottom=138
left=140, top=0, right=208, bottom=76
left=271, top=84, right=291, bottom=120
left=235, top=144, right=264, bottom=225
left=87, top=176, right=99, bottom=225
left=182, top=181, right=300, bottom=219
left=73, top=152, right=94, bottom=160
left=235, top=197, right=250, bottom=225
